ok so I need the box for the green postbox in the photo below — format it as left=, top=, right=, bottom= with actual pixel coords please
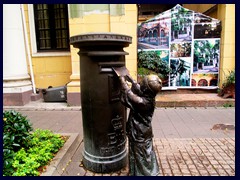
left=70, top=33, right=132, bottom=173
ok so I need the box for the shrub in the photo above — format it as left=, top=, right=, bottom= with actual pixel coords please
left=3, top=110, right=33, bottom=176
left=12, top=129, right=65, bottom=176
left=3, top=110, right=33, bottom=150
left=138, top=67, right=156, bottom=76
left=222, top=70, right=235, bottom=88
left=218, top=70, right=235, bottom=99
left=3, top=110, right=65, bottom=176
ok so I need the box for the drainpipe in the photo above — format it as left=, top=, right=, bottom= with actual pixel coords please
left=20, top=4, right=36, bottom=94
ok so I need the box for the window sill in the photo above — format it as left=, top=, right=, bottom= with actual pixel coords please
left=32, top=52, right=71, bottom=57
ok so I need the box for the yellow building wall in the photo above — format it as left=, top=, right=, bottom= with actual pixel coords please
left=68, top=4, right=138, bottom=94
left=32, top=57, right=72, bottom=88
left=217, top=4, right=235, bottom=87
left=23, top=5, right=72, bottom=89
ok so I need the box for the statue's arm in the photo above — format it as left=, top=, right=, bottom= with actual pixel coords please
left=125, top=75, right=142, bottom=95
left=119, top=76, right=130, bottom=92
left=119, top=76, right=144, bottom=105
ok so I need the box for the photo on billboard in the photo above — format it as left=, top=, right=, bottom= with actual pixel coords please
left=137, top=4, right=221, bottom=88
left=191, top=73, right=218, bottom=87
left=171, top=5, right=193, bottom=42
left=137, top=49, right=170, bottom=87
left=137, top=9, right=171, bottom=49
left=170, top=42, right=192, bottom=58
left=170, top=58, right=191, bottom=87
left=194, top=13, right=221, bottom=39
left=193, top=39, right=220, bottom=74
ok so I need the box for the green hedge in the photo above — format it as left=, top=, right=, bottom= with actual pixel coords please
left=3, top=110, right=65, bottom=176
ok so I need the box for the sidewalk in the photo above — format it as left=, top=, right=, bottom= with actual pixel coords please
left=3, top=95, right=235, bottom=176
left=4, top=93, right=235, bottom=110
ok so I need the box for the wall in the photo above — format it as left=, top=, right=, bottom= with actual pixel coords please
left=24, top=5, right=72, bottom=89
left=183, top=4, right=216, bottom=14
left=31, top=56, right=72, bottom=88
left=22, top=4, right=234, bottom=105
left=67, top=4, right=138, bottom=105
left=217, top=4, right=235, bottom=87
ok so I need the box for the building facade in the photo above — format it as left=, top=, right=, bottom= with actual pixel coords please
left=3, top=4, right=235, bottom=106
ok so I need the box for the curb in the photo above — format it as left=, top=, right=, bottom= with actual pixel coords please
left=156, top=99, right=235, bottom=108
left=41, top=133, right=82, bottom=176
left=3, top=106, right=82, bottom=111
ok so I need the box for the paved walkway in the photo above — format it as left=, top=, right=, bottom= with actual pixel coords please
left=4, top=93, right=235, bottom=109
left=4, top=104, right=235, bottom=176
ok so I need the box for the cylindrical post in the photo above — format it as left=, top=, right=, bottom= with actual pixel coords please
left=70, top=33, right=132, bottom=173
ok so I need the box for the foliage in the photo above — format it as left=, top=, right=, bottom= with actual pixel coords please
left=3, top=110, right=65, bottom=176
left=218, top=70, right=235, bottom=99
left=137, top=50, right=171, bottom=78
left=223, top=102, right=234, bottom=108
left=138, top=67, right=156, bottom=76
left=3, top=110, right=33, bottom=176
left=3, top=110, right=33, bottom=150
left=12, top=148, right=41, bottom=176
left=222, top=70, right=235, bottom=88
left=11, top=129, right=65, bottom=176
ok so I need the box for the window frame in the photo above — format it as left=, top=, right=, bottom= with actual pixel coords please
left=28, top=4, right=71, bottom=57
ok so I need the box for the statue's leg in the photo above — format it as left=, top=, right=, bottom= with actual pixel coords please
left=132, top=140, right=160, bottom=176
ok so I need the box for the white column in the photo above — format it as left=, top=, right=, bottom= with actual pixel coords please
left=3, top=4, right=32, bottom=93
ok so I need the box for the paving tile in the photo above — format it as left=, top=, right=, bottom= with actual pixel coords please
left=61, top=162, right=86, bottom=176
left=84, top=170, right=95, bottom=176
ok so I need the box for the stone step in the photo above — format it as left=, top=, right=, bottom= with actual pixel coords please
left=155, top=93, right=235, bottom=108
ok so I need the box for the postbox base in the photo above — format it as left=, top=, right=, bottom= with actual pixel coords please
left=82, top=147, right=128, bottom=173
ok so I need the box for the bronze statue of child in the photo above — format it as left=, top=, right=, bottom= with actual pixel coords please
left=113, top=67, right=162, bottom=176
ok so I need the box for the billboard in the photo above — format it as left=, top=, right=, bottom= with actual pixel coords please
left=137, top=4, right=221, bottom=88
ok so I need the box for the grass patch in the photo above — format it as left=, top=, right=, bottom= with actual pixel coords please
left=223, top=102, right=234, bottom=108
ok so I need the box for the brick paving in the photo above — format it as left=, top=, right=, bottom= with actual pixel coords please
left=61, top=137, right=235, bottom=176
left=4, top=102, right=235, bottom=176
left=154, top=138, right=235, bottom=176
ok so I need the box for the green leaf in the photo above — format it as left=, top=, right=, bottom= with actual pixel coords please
left=3, top=134, right=9, bottom=140
left=12, top=143, right=20, bottom=147
left=11, top=136, right=15, bottom=142
left=14, top=123, right=19, bottom=128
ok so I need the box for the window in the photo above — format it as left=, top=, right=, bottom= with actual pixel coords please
left=34, top=4, right=70, bottom=51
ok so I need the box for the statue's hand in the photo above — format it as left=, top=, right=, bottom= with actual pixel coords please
left=119, top=76, right=125, bottom=82
left=125, top=75, right=135, bottom=83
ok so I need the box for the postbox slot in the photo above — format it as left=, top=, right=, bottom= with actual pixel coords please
left=99, top=62, right=125, bottom=66
left=101, top=67, right=113, bottom=72
left=99, top=62, right=125, bottom=73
